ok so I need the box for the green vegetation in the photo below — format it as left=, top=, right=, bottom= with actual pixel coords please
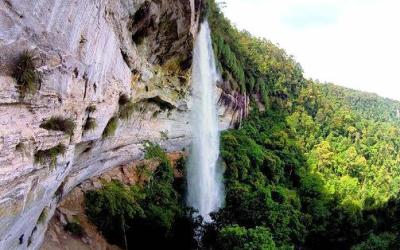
left=85, top=144, right=197, bottom=249
left=289, top=82, right=400, bottom=210
left=216, top=225, right=276, bottom=250
left=319, top=83, right=400, bottom=123
left=85, top=180, right=144, bottom=243
left=40, top=117, right=75, bottom=136
left=200, top=2, right=400, bottom=249
left=208, top=1, right=304, bottom=100
left=83, top=117, right=97, bottom=131
left=102, top=117, right=118, bottom=138
left=34, top=144, right=66, bottom=166
left=13, top=50, right=41, bottom=97
left=64, top=221, right=84, bottom=237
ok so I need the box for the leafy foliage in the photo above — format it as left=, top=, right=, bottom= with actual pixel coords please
left=85, top=144, right=198, bottom=249
left=203, top=110, right=308, bottom=248
left=351, top=233, right=398, bottom=250
left=203, top=3, right=400, bottom=248
left=85, top=180, right=144, bottom=245
left=291, top=82, right=400, bottom=210
left=320, top=83, right=400, bottom=123
left=216, top=225, right=276, bottom=250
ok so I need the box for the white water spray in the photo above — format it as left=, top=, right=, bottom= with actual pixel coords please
left=187, top=22, right=224, bottom=222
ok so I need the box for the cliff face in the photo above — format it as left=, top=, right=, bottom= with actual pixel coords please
left=0, top=0, right=235, bottom=249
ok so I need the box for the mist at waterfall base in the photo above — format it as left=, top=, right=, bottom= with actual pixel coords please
left=186, top=22, right=224, bottom=223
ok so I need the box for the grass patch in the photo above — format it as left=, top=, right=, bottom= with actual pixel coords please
left=13, top=50, right=41, bottom=97
left=34, top=144, right=66, bottom=166
left=83, top=117, right=97, bottom=131
left=64, top=221, right=84, bottom=237
left=102, top=117, right=118, bottom=138
left=40, top=117, right=75, bottom=136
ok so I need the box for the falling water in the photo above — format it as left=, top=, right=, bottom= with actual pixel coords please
left=187, top=22, right=224, bottom=222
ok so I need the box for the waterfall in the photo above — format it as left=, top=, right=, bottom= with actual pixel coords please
left=187, top=22, right=224, bottom=222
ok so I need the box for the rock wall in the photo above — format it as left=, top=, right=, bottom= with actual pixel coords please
left=0, top=0, right=236, bottom=249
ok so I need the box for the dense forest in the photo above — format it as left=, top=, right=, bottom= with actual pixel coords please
left=82, top=1, right=400, bottom=249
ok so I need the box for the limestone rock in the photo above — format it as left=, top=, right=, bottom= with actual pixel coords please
left=0, top=0, right=236, bottom=249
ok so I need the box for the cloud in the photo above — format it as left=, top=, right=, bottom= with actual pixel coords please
left=221, top=0, right=400, bottom=100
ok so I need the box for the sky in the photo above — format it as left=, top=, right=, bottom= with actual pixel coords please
left=221, top=0, right=400, bottom=100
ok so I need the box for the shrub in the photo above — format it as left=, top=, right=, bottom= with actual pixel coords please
left=143, top=141, right=168, bottom=163
left=136, top=164, right=152, bottom=180
left=83, top=117, right=97, bottom=131
left=351, top=233, right=399, bottom=250
left=34, top=144, right=66, bottom=166
left=102, top=117, right=118, bottom=138
left=13, top=50, right=41, bottom=97
left=85, top=180, right=144, bottom=245
left=40, top=117, right=75, bottom=136
left=64, top=221, right=84, bottom=237
left=217, top=225, right=276, bottom=250
left=84, top=143, right=195, bottom=249
left=175, top=156, right=186, bottom=173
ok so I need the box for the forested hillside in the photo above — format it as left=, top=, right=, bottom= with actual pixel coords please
left=80, top=1, right=400, bottom=249
left=319, top=83, right=400, bottom=123
left=205, top=1, right=400, bottom=249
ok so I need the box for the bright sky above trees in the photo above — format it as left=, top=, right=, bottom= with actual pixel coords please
left=222, top=0, right=400, bottom=100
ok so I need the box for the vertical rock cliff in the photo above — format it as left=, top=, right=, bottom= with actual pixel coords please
left=0, top=0, right=235, bottom=249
